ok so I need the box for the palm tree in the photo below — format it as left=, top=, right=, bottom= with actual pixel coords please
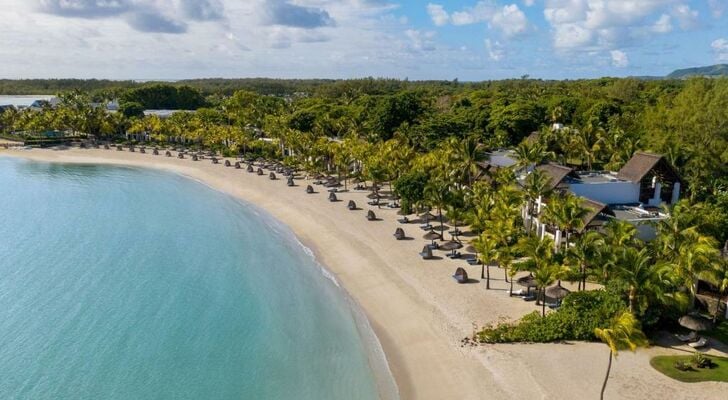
left=472, top=234, right=498, bottom=289
left=451, top=136, right=488, bottom=187
left=566, top=231, right=604, bottom=291
left=594, top=312, right=648, bottom=400
left=425, top=179, right=451, bottom=238
left=669, top=235, right=721, bottom=310
left=615, top=247, right=668, bottom=315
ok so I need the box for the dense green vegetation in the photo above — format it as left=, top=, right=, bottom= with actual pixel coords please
left=651, top=354, right=728, bottom=382
left=2, top=77, right=727, bottom=340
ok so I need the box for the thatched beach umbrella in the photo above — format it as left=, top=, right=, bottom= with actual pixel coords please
left=211, top=157, right=218, bottom=164
left=393, top=227, right=405, bottom=240
left=679, top=315, right=713, bottom=332
left=247, top=164, right=254, bottom=173
left=224, top=160, right=231, bottom=167
left=192, top=154, right=199, bottom=161
left=165, top=150, right=171, bottom=157
left=546, top=282, right=571, bottom=300
left=328, top=192, right=338, bottom=202
left=453, top=267, right=468, bottom=284
left=419, top=211, right=435, bottom=222
left=257, top=168, right=264, bottom=176
left=235, top=162, right=241, bottom=169
left=178, top=152, right=185, bottom=159
left=140, top=147, right=146, bottom=154
left=287, top=177, right=295, bottom=187
left=129, top=145, right=135, bottom=152
left=439, top=240, right=463, bottom=257
left=347, top=200, right=357, bottom=210
left=116, top=145, right=123, bottom=151
left=367, top=210, right=377, bottom=221
left=367, top=191, right=381, bottom=199
left=423, top=230, right=442, bottom=241
left=269, top=172, right=276, bottom=180
left=104, top=144, right=110, bottom=150
left=306, top=185, right=314, bottom=194
left=517, top=274, right=537, bottom=289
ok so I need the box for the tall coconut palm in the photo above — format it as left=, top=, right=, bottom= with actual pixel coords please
left=425, top=179, right=451, bottom=238
left=451, top=136, right=488, bottom=187
left=472, top=233, right=498, bottom=289
left=615, top=247, right=668, bottom=315
left=566, top=231, right=604, bottom=291
left=669, top=235, right=721, bottom=310
left=594, top=312, right=648, bottom=400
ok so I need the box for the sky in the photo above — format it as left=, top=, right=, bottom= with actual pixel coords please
left=0, top=0, right=726, bottom=81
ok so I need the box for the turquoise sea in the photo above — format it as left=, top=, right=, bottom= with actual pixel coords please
left=0, top=156, right=394, bottom=399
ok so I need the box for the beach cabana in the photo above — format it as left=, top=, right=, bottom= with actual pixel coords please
left=347, top=200, right=357, bottom=210
left=178, top=153, right=184, bottom=159
left=516, top=274, right=537, bottom=298
left=116, top=145, right=123, bottom=151
left=165, top=150, right=172, bottom=157
left=269, top=172, right=276, bottom=180
left=140, top=147, right=146, bottom=154
left=367, top=210, right=377, bottom=221
left=104, top=144, right=110, bottom=150
left=152, top=148, right=159, bottom=155
left=192, top=154, right=199, bottom=161
left=211, top=157, right=219, bottom=164
left=306, top=185, right=314, bottom=194
left=287, top=177, right=295, bottom=187
left=224, top=160, right=231, bottom=167
left=329, top=192, right=338, bottom=202
left=247, top=164, right=254, bottom=173
left=678, top=314, right=712, bottom=333
left=257, top=168, right=264, bottom=176
left=419, top=245, right=434, bottom=260
left=129, top=146, right=135, bottom=152
left=393, top=227, right=406, bottom=240
left=453, top=267, right=468, bottom=283
left=235, top=162, right=241, bottom=169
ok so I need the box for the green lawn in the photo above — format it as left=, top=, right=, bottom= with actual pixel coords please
left=706, top=320, right=728, bottom=345
left=650, top=354, right=728, bottom=383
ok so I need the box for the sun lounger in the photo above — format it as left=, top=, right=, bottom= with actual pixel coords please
left=509, top=289, right=524, bottom=296
left=676, top=331, right=699, bottom=342
left=688, top=337, right=708, bottom=348
left=446, top=252, right=462, bottom=259
left=420, top=224, right=433, bottom=230
left=397, top=217, right=410, bottom=224
left=467, top=258, right=481, bottom=266
left=522, top=294, right=537, bottom=302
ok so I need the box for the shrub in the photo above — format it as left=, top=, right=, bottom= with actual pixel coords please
left=674, top=361, right=693, bottom=371
left=477, top=290, right=626, bottom=343
left=691, top=353, right=715, bottom=369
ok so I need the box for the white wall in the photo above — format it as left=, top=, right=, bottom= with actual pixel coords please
left=568, top=181, right=640, bottom=205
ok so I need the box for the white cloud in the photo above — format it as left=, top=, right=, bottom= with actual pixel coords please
left=651, top=14, right=672, bottom=33
left=708, top=0, right=726, bottom=18
left=610, top=49, right=628, bottom=67
left=671, top=4, right=699, bottom=30
left=523, top=0, right=536, bottom=6
left=491, top=4, right=528, bottom=37
left=485, top=38, right=504, bottom=61
left=405, top=29, right=436, bottom=51
left=427, top=2, right=529, bottom=37
left=543, top=0, right=698, bottom=51
left=426, top=3, right=449, bottom=26
left=712, top=38, right=728, bottom=61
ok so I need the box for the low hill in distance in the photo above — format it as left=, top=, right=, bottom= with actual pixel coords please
left=667, top=64, right=728, bottom=79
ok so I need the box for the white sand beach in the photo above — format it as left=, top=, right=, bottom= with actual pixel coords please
left=3, top=147, right=726, bottom=400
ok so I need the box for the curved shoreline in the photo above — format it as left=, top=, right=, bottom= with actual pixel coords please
left=6, top=148, right=726, bottom=400
left=2, top=148, right=502, bottom=400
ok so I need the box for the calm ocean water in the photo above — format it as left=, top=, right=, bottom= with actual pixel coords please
left=0, top=156, right=393, bottom=400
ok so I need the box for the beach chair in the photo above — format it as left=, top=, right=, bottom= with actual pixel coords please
left=397, top=216, right=410, bottom=224
left=347, top=200, right=357, bottom=210
left=328, top=192, right=338, bottom=202
left=224, top=160, right=231, bottom=167
left=453, top=267, right=468, bottom=284
left=688, top=337, right=708, bottom=348
left=420, top=224, right=433, bottom=231
left=393, top=228, right=405, bottom=240
left=676, top=331, right=699, bottom=342
left=366, top=210, right=377, bottom=221
left=467, top=258, right=481, bottom=266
